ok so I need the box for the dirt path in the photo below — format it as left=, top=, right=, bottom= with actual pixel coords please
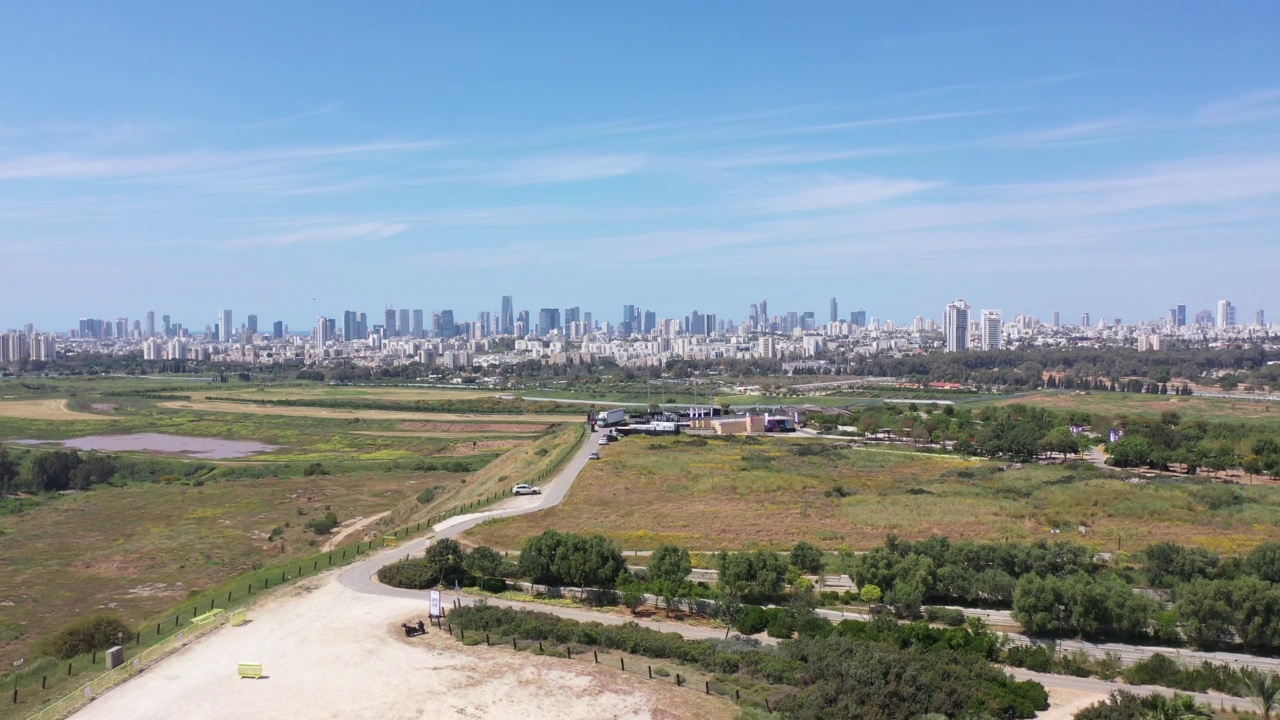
left=158, top=400, right=573, bottom=424
left=0, top=398, right=113, bottom=420
left=70, top=574, right=735, bottom=720
left=324, top=511, right=391, bottom=552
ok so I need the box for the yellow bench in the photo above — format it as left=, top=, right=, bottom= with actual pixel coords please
left=191, top=609, right=224, bottom=626
left=383, top=535, right=399, bottom=548
left=237, top=662, right=264, bottom=679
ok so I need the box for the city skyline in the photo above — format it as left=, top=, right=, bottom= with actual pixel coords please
left=8, top=291, right=1269, bottom=339
left=2, top=5, right=1280, bottom=324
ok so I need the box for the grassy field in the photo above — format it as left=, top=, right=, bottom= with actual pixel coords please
left=0, top=377, right=593, bottom=670
left=982, top=391, right=1280, bottom=424
left=466, top=435, right=1280, bottom=554
left=156, top=399, right=576, bottom=425
left=0, top=468, right=476, bottom=668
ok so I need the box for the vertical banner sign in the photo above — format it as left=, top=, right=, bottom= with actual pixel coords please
left=429, top=590, right=441, bottom=618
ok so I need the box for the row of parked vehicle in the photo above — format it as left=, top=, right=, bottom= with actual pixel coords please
left=589, top=429, right=620, bottom=460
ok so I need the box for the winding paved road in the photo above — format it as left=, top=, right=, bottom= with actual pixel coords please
left=339, top=427, right=603, bottom=597
left=334, top=426, right=1267, bottom=713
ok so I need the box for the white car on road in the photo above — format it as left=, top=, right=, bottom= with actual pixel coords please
left=512, top=484, right=541, bottom=496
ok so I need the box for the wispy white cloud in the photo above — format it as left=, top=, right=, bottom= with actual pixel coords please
left=759, top=175, right=941, bottom=213
left=243, top=101, right=341, bottom=129
left=0, top=140, right=445, bottom=184
left=984, top=118, right=1135, bottom=148
left=692, top=146, right=911, bottom=171
left=225, top=221, right=408, bottom=248
left=1195, top=89, right=1280, bottom=125
left=489, top=154, right=647, bottom=185
left=740, top=110, right=1001, bottom=139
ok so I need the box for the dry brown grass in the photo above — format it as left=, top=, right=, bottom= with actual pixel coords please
left=465, top=435, right=1280, bottom=554
left=0, top=399, right=113, bottom=421
left=158, top=400, right=571, bottom=423
left=0, top=471, right=441, bottom=668
left=985, top=391, right=1280, bottom=424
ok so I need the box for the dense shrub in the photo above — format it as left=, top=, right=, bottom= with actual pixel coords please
left=478, top=577, right=508, bottom=593
left=1121, top=654, right=1244, bottom=694
left=1003, top=645, right=1053, bottom=672
left=377, top=558, right=441, bottom=589
left=777, top=635, right=1047, bottom=719
left=736, top=605, right=770, bottom=635
left=39, top=615, right=133, bottom=660
left=305, top=511, right=339, bottom=535
left=924, top=606, right=967, bottom=626
left=448, top=604, right=1045, bottom=718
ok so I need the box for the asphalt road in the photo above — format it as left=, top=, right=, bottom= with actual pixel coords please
left=338, top=427, right=603, bottom=598
left=334, top=425, right=1269, bottom=711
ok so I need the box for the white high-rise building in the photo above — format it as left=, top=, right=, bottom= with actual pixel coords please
left=218, top=309, right=233, bottom=342
left=980, top=310, right=1002, bottom=351
left=944, top=299, right=970, bottom=353
left=1217, top=300, right=1236, bottom=328
left=313, top=316, right=329, bottom=352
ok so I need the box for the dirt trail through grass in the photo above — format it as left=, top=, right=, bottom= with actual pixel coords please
left=0, top=399, right=112, bottom=421
left=158, top=400, right=571, bottom=423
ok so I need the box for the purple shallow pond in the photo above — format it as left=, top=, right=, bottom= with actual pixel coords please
left=43, top=433, right=278, bottom=459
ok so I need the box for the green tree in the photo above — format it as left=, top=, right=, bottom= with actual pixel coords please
left=1248, top=542, right=1280, bottom=583
left=789, top=541, right=825, bottom=575
left=1012, top=574, right=1068, bottom=635
left=551, top=534, right=625, bottom=592
left=1038, top=426, right=1080, bottom=457
left=1240, top=671, right=1280, bottom=720
left=0, top=446, right=19, bottom=495
left=1231, top=576, right=1280, bottom=650
left=29, top=450, right=83, bottom=492
left=1175, top=579, right=1234, bottom=646
left=423, top=538, right=468, bottom=587
left=859, top=584, right=882, bottom=604
left=711, top=594, right=744, bottom=638
left=69, top=452, right=116, bottom=490
left=464, top=545, right=505, bottom=577
left=649, top=544, right=692, bottom=585
left=1107, top=435, right=1154, bottom=468
left=1139, top=692, right=1213, bottom=720
left=518, top=530, right=568, bottom=585
left=716, top=549, right=788, bottom=599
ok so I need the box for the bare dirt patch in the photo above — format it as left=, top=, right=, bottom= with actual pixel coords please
left=159, top=400, right=569, bottom=424
left=399, top=421, right=552, bottom=433
left=71, top=574, right=736, bottom=720
left=0, top=399, right=111, bottom=421
left=438, top=439, right=530, bottom=455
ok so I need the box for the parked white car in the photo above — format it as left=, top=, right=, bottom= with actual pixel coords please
left=512, top=484, right=541, bottom=496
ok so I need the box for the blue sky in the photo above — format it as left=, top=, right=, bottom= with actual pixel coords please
left=2, top=2, right=1279, bottom=331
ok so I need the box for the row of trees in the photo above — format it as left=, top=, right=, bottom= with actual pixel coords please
left=853, top=346, right=1279, bottom=391
left=0, top=448, right=118, bottom=494
left=447, top=604, right=1050, bottom=719
left=838, top=535, right=1096, bottom=611
left=1106, top=412, right=1280, bottom=476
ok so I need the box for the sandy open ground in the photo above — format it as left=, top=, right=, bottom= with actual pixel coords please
left=0, top=399, right=112, bottom=420
left=71, top=572, right=735, bottom=720
left=159, top=400, right=573, bottom=424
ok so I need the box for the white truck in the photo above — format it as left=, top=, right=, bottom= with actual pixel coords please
left=596, top=408, right=627, bottom=427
